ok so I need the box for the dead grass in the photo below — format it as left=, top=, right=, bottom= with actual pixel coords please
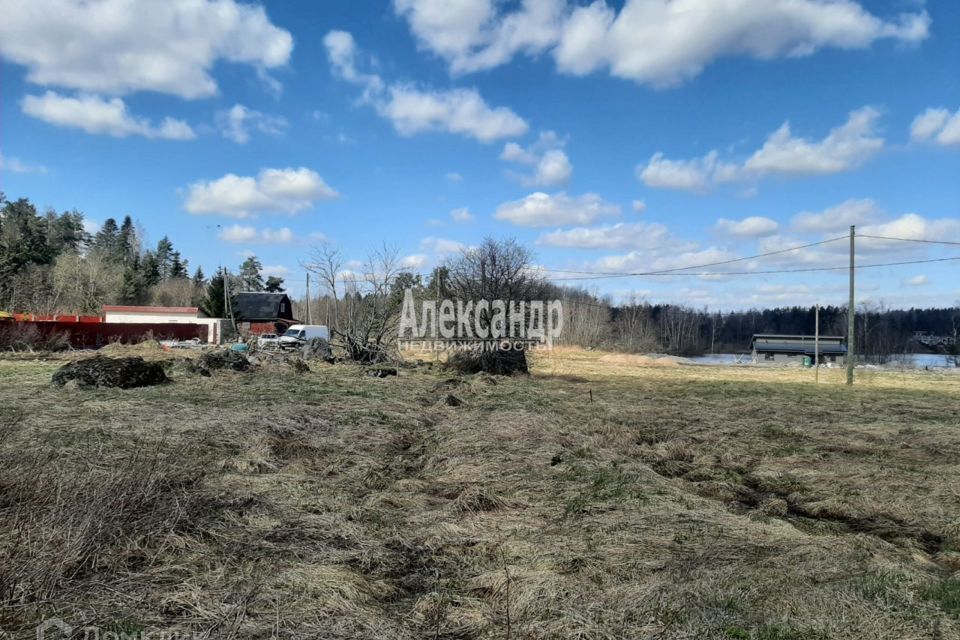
left=0, top=347, right=957, bottom=638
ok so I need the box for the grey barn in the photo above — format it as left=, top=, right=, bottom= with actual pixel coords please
left=751, top=334, right=847, bottom=364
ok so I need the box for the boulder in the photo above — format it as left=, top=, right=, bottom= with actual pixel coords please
left=198, top=349, right=251, bottom=372
left=52, top=356, right=169, bottom=389
left=302, top=337, right=335, bottom=363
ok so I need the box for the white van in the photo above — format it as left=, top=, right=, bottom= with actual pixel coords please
left=279, top=324, right=330, bottom=347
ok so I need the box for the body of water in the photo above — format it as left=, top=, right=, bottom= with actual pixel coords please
left=688, top=353, right=956, bottom=368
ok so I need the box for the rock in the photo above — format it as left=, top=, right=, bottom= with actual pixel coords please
left=302, top=337, right=334, bottom=363
left=288, top=358, right=310, bottom=374
left=443, top=394, right=463, bottom=407
left=166, top=358, right=209, bottom=378
left=366, top=366, right=398, bottom=378
left=198, top=349, right=251, bottom=372
left=52, top=356, right=169, bottom=389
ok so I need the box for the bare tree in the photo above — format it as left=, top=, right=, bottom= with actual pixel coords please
left=339, top=244, right=404, bottom=362
left=443, top=238, right=547, bottom=374
left=303, top=244, right=344, bottom=330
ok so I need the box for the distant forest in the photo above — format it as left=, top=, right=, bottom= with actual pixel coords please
left=0, top=195, right=282, bottom=317
left=2, top=194, right=957, bottom=359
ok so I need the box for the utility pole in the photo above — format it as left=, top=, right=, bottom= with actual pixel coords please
left=223, top=268, right=236, bottom=333
left=815, top=303, right=820, bottom=384
left=847, top=226, right=856, bottom=386
left=305, top=272, right=312, bottom=324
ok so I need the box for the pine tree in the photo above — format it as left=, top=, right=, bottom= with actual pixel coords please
left=118, top=216, right=139, bottom=266
left=192, top=266, right=206, bottom=288
left=201, top=268, right=229, bottom=318
left=93, top=218, right=121, bottom=261
left=155, top=236, right=175, bottom=280
left=264, top=276, right=285, bottom=292
left=169, top=251, right=188, bottom=279
left=239, top=256, right=264, bottom=291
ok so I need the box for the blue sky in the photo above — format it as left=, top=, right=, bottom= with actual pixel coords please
left=1, top=0, right=958, bottom=309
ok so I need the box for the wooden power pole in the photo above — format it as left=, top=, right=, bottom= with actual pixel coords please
left=846, top=226, right=856, bottom=386
left=305, top=272, right=312, bottom=324
left=815, top=303, right=820, bottom=384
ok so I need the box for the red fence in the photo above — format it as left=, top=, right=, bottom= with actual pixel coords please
left=2, top=320, right=207, bottom=349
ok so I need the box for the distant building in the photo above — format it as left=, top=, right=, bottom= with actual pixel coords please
left=231, top=292, right=297, bottom=336
left=751, top=334, right=846, bottom=364
left=103, top=305, right=223, bottom=343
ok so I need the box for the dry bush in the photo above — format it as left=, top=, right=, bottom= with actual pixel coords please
left=0, top=322, right=70, bottom=352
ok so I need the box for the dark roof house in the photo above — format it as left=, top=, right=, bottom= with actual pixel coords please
left=232, top=292, right=295, bottom=322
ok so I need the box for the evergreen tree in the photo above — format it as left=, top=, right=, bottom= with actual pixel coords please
left=264, top=275, right=285, bottom=292
left=117, top=215, right=139, bottom=266
left=192, top=266, right=206, bottom=288
left=93, top=218, right=121, bottom=260
left=169, top=250, right=189, bottom=279
left=139, top=251, right=162, bottom=289
left=201, top=268, right=229, bottom=318
left=239, top=255, right=264, bottom=291
left=155, top=236, right=175, bottom=280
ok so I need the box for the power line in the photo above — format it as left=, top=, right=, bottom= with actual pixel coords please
left=539, top=235, right=849, bottom=277
left=544, top=255, right=960, bottom=281
left=857, top=234, right=960, bottom=247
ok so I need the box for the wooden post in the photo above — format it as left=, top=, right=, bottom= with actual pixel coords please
left=305, top=272, right=312, bottom=324
left=815, top=303, right=820, bottom=384
left=847, top=226, right=856, bottom=386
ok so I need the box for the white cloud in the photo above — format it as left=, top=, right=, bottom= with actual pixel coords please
left=743, top=107, right=883, bottom=175
left=323, top=30, right=385, bottom=99
left=638, top=151, right=718, bottom=193
left=401, top=254, right=429, bottom=269
left=494, top=192, right=620, bottom=227
left=22, top=91, right=195, bottom=140
left=792, top=198, right=881, bottom=233
left=631, top=200, right=646, bottom=213
left=538, top=221, right=678, bottom=251
left=185, top=167, right=339, bottom=217
left=910, top=107, right=960, bottom=146
left=381, top=85, right=528, bottom=142
left=394, top=0, right=564, bottom=74
left=0, top=0, right=292, bottom=99
left=445, top=172, right=463, bottom=182
left=450, top=207, right=474, bottom=223
left=82, top=218, right=101, bottom=234
left=639, top=108, right=884, bottom=192
left=0, top=152, right=47, bottom=174
left=500, top=131, right=572, bottom=186
left=554, top=1, right=927, bottom=87
left=420, top=237, right=467, bottom=254
left=859, top=213, right=960, bottom=247
left=715, top=216, right=780, bottom=238
left=394, top=0, right=928, bottom=87
left=324, top=30, right=527, bottom=142
left=591, top=247, right=738, bottom=274
left=218, top=225, right=296, bottom=244
left=526, top=149, right=573, bottom=187
left=903, top=274, right=929, bottom=287
left=262, top=265, right=290, bottom=278
left=216, top=104, right=287, bottom=144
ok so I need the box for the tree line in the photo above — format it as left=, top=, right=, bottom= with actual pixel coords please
left=0, top=194, right=283, bottom=316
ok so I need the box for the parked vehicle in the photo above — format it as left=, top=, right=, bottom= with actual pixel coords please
left=257, top=333, right=281, bottom=349
left=279, top=324, right=330, bottom=348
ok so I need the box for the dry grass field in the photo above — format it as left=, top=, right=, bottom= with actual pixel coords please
left=1, top=347, right=958, bottom=639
